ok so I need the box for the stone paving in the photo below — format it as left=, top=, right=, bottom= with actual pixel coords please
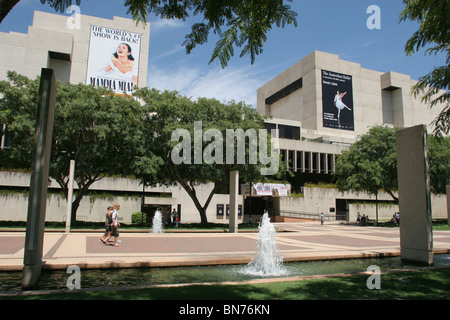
left=1, top=222, right=449, bottom=271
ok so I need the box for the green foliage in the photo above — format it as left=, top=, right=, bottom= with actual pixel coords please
left=36, top=0, right=298, bottom=68
left=131, top=211, right=146, bottom=225
left=334, top=125, right=450, bottom=201
left=335, top=126, right=398, bottom=201
left=427, top=134, right=450, bottom=194
left=0, top=71, right=155, bottom=221
left=400, top=0, right=450, bottom=137
left=133, top=87, right=277, bottom=222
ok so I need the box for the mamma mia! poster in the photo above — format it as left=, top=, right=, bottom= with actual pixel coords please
left=86, top=25, right=141, bottom=95
left=321, top=69, right=354, bottom=131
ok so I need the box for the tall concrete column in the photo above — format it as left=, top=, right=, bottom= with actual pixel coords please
left=229, top=170, right=239, bottom=233
left=22, top=69, right=56, bottom=289
left=447, top=185, right=450, bottom=227
left=65, top=159, right=75, bottom=233
left=396, top=125, right=433, bottom=265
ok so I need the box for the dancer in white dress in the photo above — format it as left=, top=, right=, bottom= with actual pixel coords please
left=334, top=91, right=351, bottom=128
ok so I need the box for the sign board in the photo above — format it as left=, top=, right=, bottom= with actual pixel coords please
left=86, top=25, right=141, bottom=95
left=252, top=183, right=291, bottom=197
left=321, top=69, right=354, bottom=131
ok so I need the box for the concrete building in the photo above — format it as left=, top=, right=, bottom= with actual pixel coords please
left=257, top=51, right=443, bottom=177
left=0, top=13, right=447, bottom=224
left=253, top=51, right=446, bottom=221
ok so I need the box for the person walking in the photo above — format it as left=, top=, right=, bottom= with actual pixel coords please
left=100, top=205, right=113, bottom=244
left=104, top=203, right=121, bottom=247
left=171, top=208, right=177, bottom=226
left=320, top=212, right=324, bottom=225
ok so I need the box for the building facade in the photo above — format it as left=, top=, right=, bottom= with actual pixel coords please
left=257, top=51, right=444, bottom=177
left=255, top=51, right=446, bottom=220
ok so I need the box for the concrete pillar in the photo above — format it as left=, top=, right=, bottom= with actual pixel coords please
left=447, top=185, right=450, bottom=227
left=22, top=69, right=56, bottom=290
left=229, top=170, right=239, bottom=233
left=65, top=159, right=75, bottom=233
left=396, top=125, right=433, bottom=265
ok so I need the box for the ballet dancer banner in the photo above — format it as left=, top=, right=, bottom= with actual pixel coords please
left=86, top=25, right=141, bottom=95
left=321, top=70, right=354, bottom=131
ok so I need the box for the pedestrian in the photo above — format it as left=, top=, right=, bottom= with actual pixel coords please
left=175, top=217, right=179, bottom=228
left=104, top=203, right=121, bottom=247
left=320, top=212, right=324, bottom=225
left=356, top=212, right=361, bottom=224
left=391, top=213, right=397, bottom=226
left=395, top=212, right=400, bottom=226
left=171, top=208, right=177, bottom=225
left=100, top=205, right=113, bottom=244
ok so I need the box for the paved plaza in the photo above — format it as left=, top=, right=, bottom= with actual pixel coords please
left=1, top=222, right=450, bottom=271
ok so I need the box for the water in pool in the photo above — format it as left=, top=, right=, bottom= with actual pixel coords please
left=1, top=254, right=449, bottom=293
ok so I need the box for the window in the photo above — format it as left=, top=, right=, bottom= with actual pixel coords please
left=278, top=124, right=300, bottom=140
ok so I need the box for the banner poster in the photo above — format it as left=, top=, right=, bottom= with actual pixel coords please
left=252, top=183, right=291, bottom=197
left=321, top=69, right=354, bottom=131
left=86, top=25, right=141, bottom=95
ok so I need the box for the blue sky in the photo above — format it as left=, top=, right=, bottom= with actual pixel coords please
left=0, top=0, right=446, bottom=107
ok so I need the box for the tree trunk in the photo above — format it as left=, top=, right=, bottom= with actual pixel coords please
left=70, top=194, right=83, bottom=225
left=177, top=180, right=221, bottom=224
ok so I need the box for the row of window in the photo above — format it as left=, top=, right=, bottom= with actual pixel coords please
left=280, top=149, right=335, bottom=174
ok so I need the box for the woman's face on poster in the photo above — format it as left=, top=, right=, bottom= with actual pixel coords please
left=116, top=43, right=130, bottom=57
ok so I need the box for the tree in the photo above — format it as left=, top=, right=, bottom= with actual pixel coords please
left=334, top=126, right=399, bottom=207
left=134, top=88, right=278, bottom=223
left=334, top=125, right=450, bottom=205
left=0, top=0, right=297, bottom=68
left=427, top=134, right=450, bottom=194
left=0, top=71, right=153, bottom=222
left=400, top=0, right=450, bottom=137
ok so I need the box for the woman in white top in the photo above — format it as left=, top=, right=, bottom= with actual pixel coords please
left=104, top=43, right=138, bottom=87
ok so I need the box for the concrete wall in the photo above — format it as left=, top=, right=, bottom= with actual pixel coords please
left=278, top=186, right=447, bottom=222
left=0, top=172, right=446, bottom=224
left=0, top=171, right=243, bottom=224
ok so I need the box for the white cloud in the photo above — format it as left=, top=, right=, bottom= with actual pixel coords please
left=150, top=18, right=185, bottom=32
left=147, top=64, right=264, bottom=107
left=153, top=44, right=185, bottom=60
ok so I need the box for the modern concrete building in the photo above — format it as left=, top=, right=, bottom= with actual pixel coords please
left=253, top=51, right=447, bottom=221
left=257, top=51, right=443, bottom=178
left=0, top=13, right=447, bottom=224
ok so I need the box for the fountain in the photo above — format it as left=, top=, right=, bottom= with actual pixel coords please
left=151, top=209, right=164, bottom=234
left=242, top=211, right=288, bottom=276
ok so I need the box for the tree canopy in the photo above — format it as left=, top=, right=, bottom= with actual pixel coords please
left=0, top=0, right=298, bottom=68
left=0, top=71, right=152, bottom=221
left=1, top=72, right=283, bottom=223
left=400, top=0, right=450, bottom=137
left=334, top=125, right=450, bottom=204
left=134, top=87, right=282, bottom=223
